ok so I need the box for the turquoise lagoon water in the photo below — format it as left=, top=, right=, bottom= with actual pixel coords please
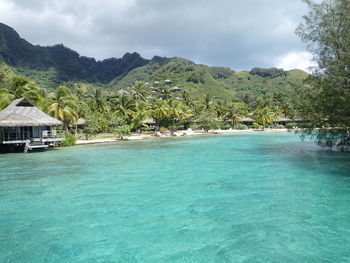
left=1, top=132, right=350, bottom=263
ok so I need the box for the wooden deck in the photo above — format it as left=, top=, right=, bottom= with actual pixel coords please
left=0, top=130, right=64, bottom=151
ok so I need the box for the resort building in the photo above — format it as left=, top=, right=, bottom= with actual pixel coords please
left=238, top=116, right=255, bottom=125
left=0, top=97, right=64, bottom=152
left=273, top=116, right=293, bottom=126
left=171, top=86, right=182, bottom=92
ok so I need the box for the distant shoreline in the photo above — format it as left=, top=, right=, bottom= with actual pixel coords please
left=76, top=128, right=291, bottom=145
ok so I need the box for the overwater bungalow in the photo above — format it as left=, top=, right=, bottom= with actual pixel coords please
left=0, top=97, right=64, bottom=152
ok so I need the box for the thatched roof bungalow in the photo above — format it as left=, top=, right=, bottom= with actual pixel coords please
left=76, top=118, right=86, bottom=126
left=0, top=98, right=62, bottom=127
left=0, top=97, right=64, bottom=152
left=239, top=116, right=255, bottom=123
left=144, top=118, right=156, bottom=125
left=226, top=116, right=255, bottom=125
left=273, top=116, right=293, bottom=125
left=171, top=86, right=182, bottom=92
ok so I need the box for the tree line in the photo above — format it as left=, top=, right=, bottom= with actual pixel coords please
left=296, top=0, right=350, bottom=150
left=0, top=74, right=290, bottom=140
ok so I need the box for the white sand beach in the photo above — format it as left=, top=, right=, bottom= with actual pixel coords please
left=76, top=128, right=290, bottom=145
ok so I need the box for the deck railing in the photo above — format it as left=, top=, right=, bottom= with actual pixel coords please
left=1, top=130, right=64, bottom=142
left=1, top=132, right=31, bottom=142
left=42, top=130, right=64, bottom=138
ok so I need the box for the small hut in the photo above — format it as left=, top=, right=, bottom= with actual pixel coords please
left=144, top=118, right=156, bottom=129
left=76, top=118, right=86, bottom=129
left=0, top=97, right=64, bottom=152
left=171, top=86, right=182, bottom=92
left=226, top=116, right=255, bottom=126
left=238, top=116, right=255, bottom=125
left=273, top=116, right=293, bottom=126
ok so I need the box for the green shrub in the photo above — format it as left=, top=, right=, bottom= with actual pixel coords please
left=286, top=122, right=298, bottom=129
left=114, top=125, right=131, bottom=140
left=59, top=133, right=77, bottom=147
left=233, top=124, right=248, bottom=130
left=189, top=123, right=202, bottom=130
left=220, top=123, right=233, bottom=130
left=196, top=112, right=222, bottom=131
left=251, top=122, right=260, bottom=129
left=250, top=67, right=286, bottom=78
left=159, top=127, right=169, bottom=133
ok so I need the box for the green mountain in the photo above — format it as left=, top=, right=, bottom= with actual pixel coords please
left=111, top=56, right=308, bottom=101
left=0, top=23, right=149, bottom=85
left=0, top=22, right=308, bottom=101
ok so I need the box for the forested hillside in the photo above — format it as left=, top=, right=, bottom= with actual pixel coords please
left=0, top=22, right=308, bottom=110
left=0, top=22, right=313, bottom=142
left=0, top=23, right=149, bottom=85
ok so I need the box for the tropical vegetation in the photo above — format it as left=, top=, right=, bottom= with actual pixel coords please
left=0, top=21, right=322, bottom=143
left=0, top=72, right=297, bottom=140
left=296, top=0, right=350, bottom=150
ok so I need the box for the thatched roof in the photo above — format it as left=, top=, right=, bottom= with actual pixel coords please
left=76, top=118, right=86, bottom=125
left=273, top=116, right=293, bottom=122
left=172, top=86, right=182, bottom=91
left=0, top=98, right=62, bottom=127
left=239, top=116, right=254, bottom=122
left=144, top=118, right=155, bottom=124
left=227, top=116, right=255, bottom=123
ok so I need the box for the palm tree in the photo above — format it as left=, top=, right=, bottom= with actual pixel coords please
left=167, top=100, right=193, bottom=133
left=131, top=101, right=151, bottom=134
left=0, top=76, right=43, bottom=110
left=224, top=102, right=247, bottom=126
left=169, top=100, right=193, bottom=120
left=225, top=106, right=241, bottom=126
left=181, top=90, right=192, bottom=106
left=0, top=89, right=14, bottom=110
left=159, top=86, right=173, bottom=101
left=114, top=94, right=136, bottom=122
left=151, top=100, right=170, bottom=132
left=214, top=100, right=226, bottom=119
left=9, top=76, right=41, bottom=103
left=88, top=88, right=108, bottom=113
left=73, top=82, right=89, bottom=99
left=48, top=86, right=78, bottom=131
left=203, top=93, right=213, bottom=111
left=255, top=106, right=275, bottom=130
left=132, top=81, right=149, bottom=101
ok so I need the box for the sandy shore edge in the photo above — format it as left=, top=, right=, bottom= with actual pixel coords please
left=76, top=128, right=290, bottom=145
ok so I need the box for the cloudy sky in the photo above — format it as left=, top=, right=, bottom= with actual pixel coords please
left=0, top=0, right=315, bottom=71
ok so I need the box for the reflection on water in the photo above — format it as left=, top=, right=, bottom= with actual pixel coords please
left=1, top=132, right=350, bottom=262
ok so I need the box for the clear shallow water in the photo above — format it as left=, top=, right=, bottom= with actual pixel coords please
left=1, top=132, right=350, bottom=263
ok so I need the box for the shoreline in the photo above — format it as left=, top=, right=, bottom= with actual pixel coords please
left=76, top=128, right=290, bottom=145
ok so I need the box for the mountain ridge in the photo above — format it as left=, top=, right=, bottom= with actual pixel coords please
left=0, top=22, right=308, bottom=101
left=0, top=23, right=149, bottom=83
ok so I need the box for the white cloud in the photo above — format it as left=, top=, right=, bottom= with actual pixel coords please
left=0, top=0, right=311, bottom=70
left=275, top=51, right=317, bottom=72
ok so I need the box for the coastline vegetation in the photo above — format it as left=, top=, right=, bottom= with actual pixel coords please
left=0, top=72, right=300, bottom=145
left=296, top=0, right=350, bottom=150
